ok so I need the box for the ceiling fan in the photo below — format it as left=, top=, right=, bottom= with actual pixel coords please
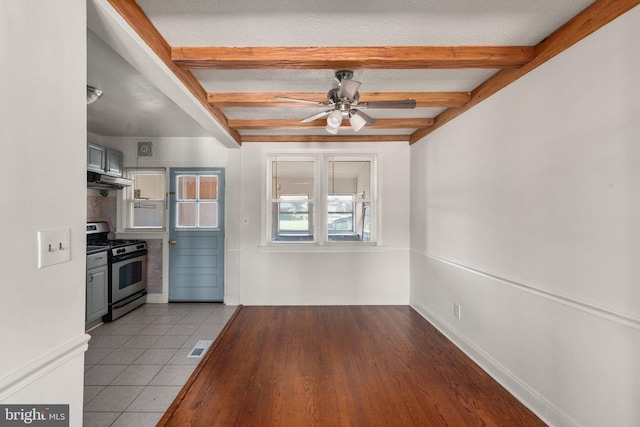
left=276, top=70, right=416, bottom=134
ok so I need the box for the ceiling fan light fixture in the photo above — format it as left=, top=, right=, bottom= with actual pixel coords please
left=349, top=112, right=367, bottom=132
left=325, top=123, right=340, bottom=134
left=325, top=110, right=343, bottom=133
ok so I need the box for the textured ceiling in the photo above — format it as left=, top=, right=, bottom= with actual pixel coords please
left=88, top=0, right=607, bottom=144
left=135, top=0, right=594, bottom=46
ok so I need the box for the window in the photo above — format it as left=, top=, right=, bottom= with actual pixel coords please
left=124, top=169, right=166, bottom=229
left=327, top=159, right=372, bottom=242
left=176, top=174, right=219, bottom=229
left=268, top=154, right=376, bottom=244
left=270, top=158, right=316, bottom=241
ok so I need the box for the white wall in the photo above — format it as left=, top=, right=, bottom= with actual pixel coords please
left=102, top=136, right=238, bottom=303
left=239, top=142, right=411, bottom=305
left=100, top=139, right=410, bottom=306
left=410, top=6, right=640, bottom=427
left=0, top=1, right=88, bottom=424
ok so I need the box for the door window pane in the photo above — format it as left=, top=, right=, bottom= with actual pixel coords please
left=177, top=175, right=197, bottom=200
left=200, top=176, right=218, bottom=200
left=199, top=202, right=219, bottom=228
left=177, top=202, right=196, bottom=227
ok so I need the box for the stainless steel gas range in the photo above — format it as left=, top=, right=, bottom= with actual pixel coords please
left=86, top=221, right=148, bottom=322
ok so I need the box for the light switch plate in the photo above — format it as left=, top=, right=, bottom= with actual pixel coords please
left=37, top=229, right=71, bottom=268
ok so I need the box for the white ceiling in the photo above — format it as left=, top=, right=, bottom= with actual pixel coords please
left=135, top=0, right=593, bottom=46
left=87, top=0, right=597, bottom=142
left=87, top=29, right=212, bottom=137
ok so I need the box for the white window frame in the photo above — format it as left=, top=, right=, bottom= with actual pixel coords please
left=122, top=168, right=166, bottom=231
left=265, top=153, right=377, bottom=246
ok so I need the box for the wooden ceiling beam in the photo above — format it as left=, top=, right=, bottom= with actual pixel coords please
left=230, top=118, right=434, bottom=130
left=242, top=135, right=411, bottom=143
left=173, top=46, right=534, bottom=70
left=209, top=92, right=469, bottom=108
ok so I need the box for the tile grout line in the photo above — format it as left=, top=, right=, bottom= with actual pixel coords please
left=84, top=304, right=235, bottom=425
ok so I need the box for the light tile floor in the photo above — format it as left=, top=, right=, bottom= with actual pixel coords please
left=83, top=303, right=236, bottom=427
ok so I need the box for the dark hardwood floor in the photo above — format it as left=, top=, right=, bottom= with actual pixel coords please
left=159, top=306, right=546, bottom=426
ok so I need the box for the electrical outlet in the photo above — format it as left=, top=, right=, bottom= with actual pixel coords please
left=453, top=302, right=461, bottom=319
left=37, top=229, right=71, bottom=268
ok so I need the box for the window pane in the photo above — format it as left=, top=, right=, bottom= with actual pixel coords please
left=272, top=160, right=315, bottom=199
left=199, top=202, right=218, bottom=228
left=200, top=176, right=218, bottom=200
left=177, top=175, right=197, bottom=200
left=177, top=202, right=196, bottom=227
left=133, top=174, right=164, bottom=200
left=328, top=201, right=370, bottom=242
left=125, top=169, right=166, bottom=230
left=327, top=161, right=370, bottom=196
left=328, top=195, right=354, bottom=232
left=363, top=203, right=371, bottom=241
left=279, top=207, right=309, bottom=231
left=272, top=201, right=314, bottom=241
left=327, top=160, right=371, bottom=242
left=132, top=201, right=163, bottom=228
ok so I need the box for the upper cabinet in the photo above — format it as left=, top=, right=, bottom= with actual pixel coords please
left=87, top=142, right=105, bottom=173
left=87, top=142, right=123, bottom=177
left=105, top=148, right=123, bottom=177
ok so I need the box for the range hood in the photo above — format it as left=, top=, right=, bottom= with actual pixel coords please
left=87, top=171, right=134, bottom=190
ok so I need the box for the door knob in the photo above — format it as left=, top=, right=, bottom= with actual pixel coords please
left=169, top=240, right=177, bottom=245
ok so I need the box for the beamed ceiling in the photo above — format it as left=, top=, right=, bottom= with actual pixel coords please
left=87, top=0, right=640, bottom=147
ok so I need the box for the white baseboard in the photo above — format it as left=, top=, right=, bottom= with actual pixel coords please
left=0, top=334, right=91, bottom=400
left=410, top=300, right=576, bottom=427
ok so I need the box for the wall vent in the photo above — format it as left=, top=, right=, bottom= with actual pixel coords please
left=137, top=141, right=153, bottom=157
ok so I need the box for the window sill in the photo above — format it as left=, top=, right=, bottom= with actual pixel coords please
left=258, top=243, right=384, bottom=253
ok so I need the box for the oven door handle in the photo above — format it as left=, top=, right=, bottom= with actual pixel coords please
left=111, top=251, right=148, bottom=264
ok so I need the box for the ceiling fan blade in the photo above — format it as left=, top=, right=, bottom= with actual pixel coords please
left=358, top=100, right=417, bottom=109
left=338, top=79, right=361, bottom=100
left=300, top=109, right=334, bottom=123
left=352, top=109, right=376, bottom=125
left=275, top=96, right=329, bottom=106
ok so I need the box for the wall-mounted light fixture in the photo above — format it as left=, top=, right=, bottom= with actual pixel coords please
left=87, top=85, right=103, bottom=105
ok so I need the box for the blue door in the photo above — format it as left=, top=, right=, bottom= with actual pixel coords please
left=169, top=168, right=224, bottom=302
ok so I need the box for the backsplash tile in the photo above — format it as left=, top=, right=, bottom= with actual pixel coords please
left=87, top=190, right=117, bottom=237
left=87, top=190, right=163, bottom=295
left=146, top=239, right=163, bottom=294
